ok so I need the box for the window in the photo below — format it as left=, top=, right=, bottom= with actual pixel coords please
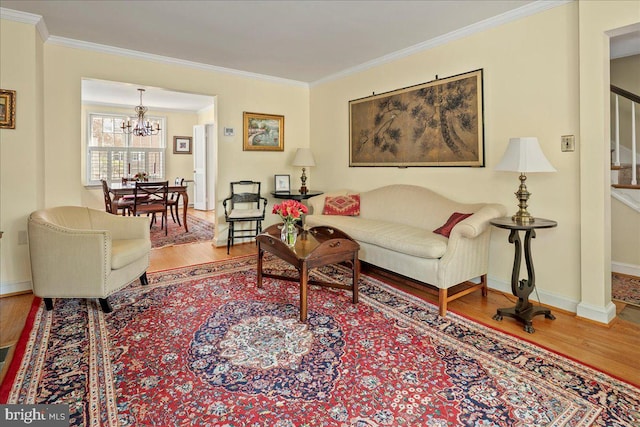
left=86, top=113, right=166, bottom=185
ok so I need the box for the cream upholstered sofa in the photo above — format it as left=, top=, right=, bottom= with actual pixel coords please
left=305, top=185, right=506, bottom=316
left=28, top=206, right=152, bottom=312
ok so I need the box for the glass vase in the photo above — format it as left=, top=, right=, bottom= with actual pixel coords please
left=281, top=221, right=298, bottom=247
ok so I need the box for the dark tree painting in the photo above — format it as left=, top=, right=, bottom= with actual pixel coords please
left=349, top=69, right=484, bottom=167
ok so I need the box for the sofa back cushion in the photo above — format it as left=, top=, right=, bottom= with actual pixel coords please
left=359, top=185, right=483, bottom=231
left=309, top=185, right=486, bottom=232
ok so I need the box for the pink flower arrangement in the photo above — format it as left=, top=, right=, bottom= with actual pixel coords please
left=272, top=199, right=308, bottom=223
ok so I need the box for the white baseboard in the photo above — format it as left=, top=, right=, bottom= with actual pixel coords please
left=612, top=261, right=640, bottom=277
left=0, top=280, right=32, bottom=296
left=487, top=276, right=579, bottom=313
left=489, top=276, right=620, bottom=324
left=576, top=301, right=617, bottom=324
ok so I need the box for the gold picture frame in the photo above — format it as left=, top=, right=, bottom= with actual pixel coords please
left=0, top=89, right=16, bottom=129
left=243, top=112, right=284, bottom=151
left=349, top=69, right=484, bottom=167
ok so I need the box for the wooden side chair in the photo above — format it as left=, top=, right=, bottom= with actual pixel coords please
left=101, top=179, right=133, bottom=216
left=223, top=180, right=267, bottom=254
left=132, top=181, right=169, bottom=235
left=167, top=177, right=184, bottom=226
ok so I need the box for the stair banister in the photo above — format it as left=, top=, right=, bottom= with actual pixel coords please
left=615, top=95, right=620, bottom=166
left=633, top=101, right=637, bottom=185
left=611, top=85, right=639, bottom=186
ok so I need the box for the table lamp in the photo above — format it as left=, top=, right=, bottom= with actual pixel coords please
left=292, top=148, right=316, bottom=194
left=495, top=137, right=556, bottom=224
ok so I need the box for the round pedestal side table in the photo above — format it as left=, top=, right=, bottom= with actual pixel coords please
left=490, top=217, right=558, bottom=333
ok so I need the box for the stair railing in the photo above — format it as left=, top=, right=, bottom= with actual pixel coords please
left=611, top=84, right=638, bottom=185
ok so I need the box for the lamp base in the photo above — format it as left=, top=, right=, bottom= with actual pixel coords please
left=512, top=212, right=535, bottom=224
left=299, top=167, right=308, bottom=194
left=512, top=173, right=535, bottom=223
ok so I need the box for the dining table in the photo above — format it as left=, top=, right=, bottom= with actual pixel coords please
left=108, top=182, right=190, bottom=232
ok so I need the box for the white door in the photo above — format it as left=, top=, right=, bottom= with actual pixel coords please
left=193, top=124, right=207, bottom=210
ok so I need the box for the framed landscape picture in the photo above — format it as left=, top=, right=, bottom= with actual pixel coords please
left=349, top=69, right=484, bottom=167
left=243, top=112, right=284, bottom=151
left=173, top=136, right=192, bottom=154
left=0, top=89, right=16, bottom=129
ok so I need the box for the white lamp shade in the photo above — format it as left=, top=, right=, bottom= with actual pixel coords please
left=292, top=148, right=316, bottom=167
left=495, top=137, right=556, bottom=173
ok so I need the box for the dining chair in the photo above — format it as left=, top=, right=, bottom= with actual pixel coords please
left=101, top=179, right=133, bottom=216
left=132, top=181, right=169, bottom=235
left=167, top=177, right=185, bottom=226
left=222, top=180, right=267, bottom=254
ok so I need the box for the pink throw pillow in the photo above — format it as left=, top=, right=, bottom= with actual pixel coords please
left=433, top=212, right=473, bottom=238
left=323, top=194, right=361, bottom=216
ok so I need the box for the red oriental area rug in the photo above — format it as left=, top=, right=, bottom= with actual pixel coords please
left=1, top=256, right=638, bottom=426
left=612, top=272, right=640, bottom=307
left=150, top=212, right=214, bottom=248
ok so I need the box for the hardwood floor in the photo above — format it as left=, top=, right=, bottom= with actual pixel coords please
left=1, top=208, right=639, bottom=387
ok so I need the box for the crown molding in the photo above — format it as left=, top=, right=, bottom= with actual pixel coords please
left=0, top=7, right=49, bottom=41
left=310, top=0, right=574, bottom=87
left=46, top=36, right=309, bottom=88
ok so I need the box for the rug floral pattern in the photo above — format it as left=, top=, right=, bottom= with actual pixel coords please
left=149, top=212, right=214, bottom=248
left=2, top=256, right=638, bottom=426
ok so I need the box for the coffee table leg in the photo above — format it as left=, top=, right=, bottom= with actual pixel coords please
left=257, top=246, right=264, bottom=288
left=352, top=257, right=359, bottom=304
left=300, top=263, right=308, bottom=322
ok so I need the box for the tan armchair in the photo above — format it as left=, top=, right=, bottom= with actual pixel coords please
left=28, top=206, right=152, bottom=312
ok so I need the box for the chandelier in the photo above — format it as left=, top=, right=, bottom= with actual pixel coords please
left=120, top=88, right=161, bottom=136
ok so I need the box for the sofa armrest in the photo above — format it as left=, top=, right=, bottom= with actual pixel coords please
left=449, top=203, right=507, bottom=239
left=89, top=209, right=151, bottom=241
left=436, top=203, right=506, bottom=288
left=28, top=219, right=112, bottom=297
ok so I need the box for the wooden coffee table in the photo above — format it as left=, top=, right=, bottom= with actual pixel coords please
left=256, top=224, right=360, bottom=322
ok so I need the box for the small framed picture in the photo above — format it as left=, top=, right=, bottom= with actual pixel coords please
left=173, top=136, right=192, bottom=154
left=224, top=127, right=235, bottom=136
left=0, top=89, right=16, bottom=129
left=243, top=112, right=284, bottom=151
left=274, top=174, right=290, bottom=193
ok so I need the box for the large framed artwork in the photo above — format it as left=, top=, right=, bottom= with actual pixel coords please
left=349, top=69, right=484, bottom=167
left=0, top=89, right=16, bottom=129
left=243, top=112, right=284, bottom=151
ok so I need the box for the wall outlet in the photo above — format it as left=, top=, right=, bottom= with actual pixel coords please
left=18, top=230, right=28, bottom=245
left=561, top=135, right=575, bottom=152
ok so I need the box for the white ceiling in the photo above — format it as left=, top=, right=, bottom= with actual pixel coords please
left=81, top=79, right=216, bottom=112
left=2, top=1, right=637, bottom=111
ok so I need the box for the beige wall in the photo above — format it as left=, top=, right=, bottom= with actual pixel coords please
left=612, top=196, right=640, bottom=266
left=610, top=54, right=640, bottom=153
left=1, top=28, right=309, bottom=291
left=0, top=20, right=44, bottom=293
left=311, top=3, right=582, bottom=308
left=610, top=54, right=640, bottom=271
left=577, top=0, right=639, bottom=323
